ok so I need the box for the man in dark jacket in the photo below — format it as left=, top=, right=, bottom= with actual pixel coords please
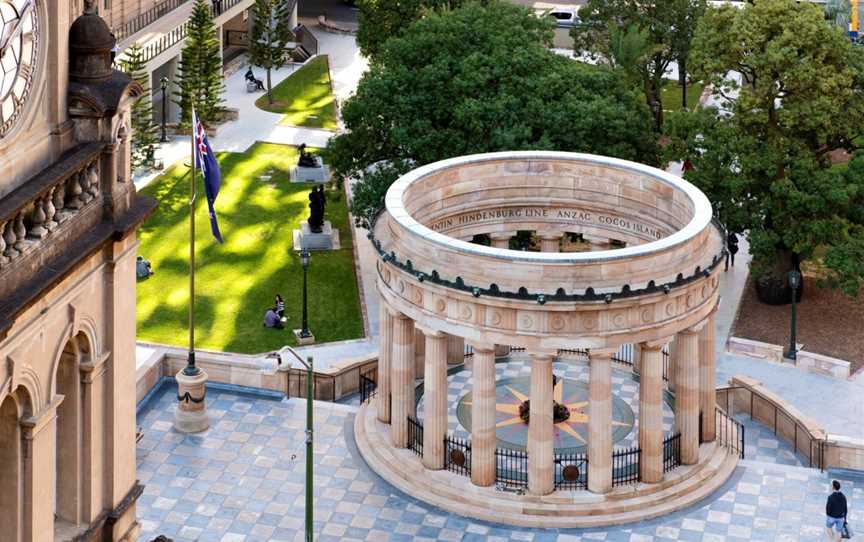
left=826, top=480, right=848, bottom=541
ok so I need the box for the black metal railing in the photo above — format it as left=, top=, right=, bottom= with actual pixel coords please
left=554, top=452, right=588, bottom=490
left=132, top=0, right=249, bottom=62
left=556, top=348, right=589, bottom=359
left=444, top=434, right=471, bottom=476
left=292, top=23, right=319, bottom=58
left=612, top=344, right=634, bottom=367
left=715, top=406, right=745, bottom=459
left=495, top=448, right=528, bottom=491
left=113, top=0, right=191, bottom=43
left=611, top=445, right=641, bottom=487
left=359, top=369, right=377, bottom=405
left=407, top=416, right=423, bottom=457
left=663, top=433, right=681, bottom=473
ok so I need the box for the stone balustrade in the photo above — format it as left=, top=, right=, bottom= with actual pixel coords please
left=0, top=144, right=105, bottom=299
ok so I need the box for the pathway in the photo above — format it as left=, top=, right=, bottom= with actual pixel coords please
left=135, top=383, right=861, bottom=542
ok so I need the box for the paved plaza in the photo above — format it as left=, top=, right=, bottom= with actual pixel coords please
left=136, top=383, right=857, bottom=541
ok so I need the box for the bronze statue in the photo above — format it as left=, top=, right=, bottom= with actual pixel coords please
left=297, top=143, right=319, bottom=168
left=308, top=185, right=326, bottom=233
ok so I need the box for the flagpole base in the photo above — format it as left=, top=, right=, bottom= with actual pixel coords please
left=174, top=368, right=209, bottom=433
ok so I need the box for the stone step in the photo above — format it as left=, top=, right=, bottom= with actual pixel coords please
left=355, top=403, right=740, bottom=528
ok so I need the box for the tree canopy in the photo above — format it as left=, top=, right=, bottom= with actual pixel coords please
left=664, top=0, right=864, bottom=295
left=571, top=0, right=706, bottom=129
left=120, top=43, right=159, bottom=171
left=329, top=1, right=659, bottom=225
left=249, top=0, right=294, bottom=103
left=175, top=0, right=225, bottom=126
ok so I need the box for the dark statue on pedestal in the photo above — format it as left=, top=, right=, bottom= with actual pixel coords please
left=308, top=185, right=327, bottom=233
left=518, top=372, right=570, bottom=424
left=297, top=143, right=320, bottom=168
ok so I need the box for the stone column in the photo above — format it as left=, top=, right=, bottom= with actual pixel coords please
left=666, top=338, right=677, bottom=392
left=632, top=343, right=643, bottom=375
left=470, top=345, right=497, bottom=487
left=21, top=401, right=58, bottom=542
left=539, top=233, right=562, bottom=253
left=528, top=353, right=554, bottom=495
left=422, top=329, right=448, bottom=470
left=675, top=329, right=701, bottom=465
left=447, top=334, right=465, bottom=365
left=377, top=305, right=394, bottom=423
left=489, top=232, right=513, bottom=249
left=414, top=328, right=425, bottom=380
left=639, top=342, right=666, bottom=483
left=588, top=349, right=614, bottom=494
left=699, top=310, right=718, bottom=443
left=391, top=313, right=416, bottom=448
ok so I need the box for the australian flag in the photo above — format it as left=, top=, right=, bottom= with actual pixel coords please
left=193, top=108, right=224, bottom=243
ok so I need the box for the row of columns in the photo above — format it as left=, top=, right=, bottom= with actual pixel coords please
left=376, top=305, right=718, bottom=496
left=489, top=231, right=566, bottom=252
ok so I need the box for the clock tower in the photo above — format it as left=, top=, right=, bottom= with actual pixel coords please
left=0, top=1, right=155, bottom=541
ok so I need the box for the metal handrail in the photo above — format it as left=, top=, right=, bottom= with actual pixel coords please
left=114, top=0, right=191, bottom=44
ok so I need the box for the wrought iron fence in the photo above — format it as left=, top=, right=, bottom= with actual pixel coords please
left=444, top=434, right=471, bottom=476
left=663, top=433, right=681, bottom=473
left=113, top=0, right=191, bottom=43
left=715, top=406, right=745, bottom=459
left=464, top=344, right=474, bottom=360
left=611, top=445, right=641, bottom=487
left=359, top=369, right=377, bottom=405
left=495, top=448, right=528, bottom=491
left=612, top=344, right=634, bottom=367
left=556, top=348, right=589, bottom=359
left=553, top=451, right=588, bottom=490
left=407, top=416, right=423, bottom=457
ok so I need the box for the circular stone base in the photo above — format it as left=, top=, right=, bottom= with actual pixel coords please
left=355, top=400, right=739, bottom=529
left=174, top=369, right=210, bottom=433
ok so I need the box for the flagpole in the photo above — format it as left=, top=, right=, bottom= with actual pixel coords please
left=186, top=115, right=199, bottom=376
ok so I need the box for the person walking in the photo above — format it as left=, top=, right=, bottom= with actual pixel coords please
left=826, top=480, right=848, bottom=541
left=725, top=231, right=739, bottom=272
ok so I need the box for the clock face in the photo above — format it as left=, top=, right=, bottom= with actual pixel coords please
left=0, top=0, right=37, bottom=138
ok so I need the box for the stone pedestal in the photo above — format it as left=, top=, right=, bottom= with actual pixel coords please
left=293, top=221, right=340, bottom=251
left=291, top=164, right=330, bottom=183
left=174, top=369, right=209, bottom=433
left=292, top=329, right=315, bottom=345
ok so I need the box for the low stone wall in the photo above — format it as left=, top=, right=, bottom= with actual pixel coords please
left=135, top=343, right=377, bottom=404
left=720, top=376, right=864, bottom=471
left=726, top=337, right=850, bottom=379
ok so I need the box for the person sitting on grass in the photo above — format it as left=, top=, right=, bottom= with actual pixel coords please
left=136, top=256, right=154, bottom=280
left=263, top=307, right=284, bottom=329
left=275, top=294, right=287, bottom=322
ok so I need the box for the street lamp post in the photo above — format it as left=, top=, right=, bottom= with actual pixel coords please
left=784, top=269, right=802, bottom=361
left=160, top=76, right=170, bottom=143
left=300, top=248, right=312, bottom=338
left=280, top=347, right=315, bottom=541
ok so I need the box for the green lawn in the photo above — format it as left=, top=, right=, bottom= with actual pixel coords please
left=136, top=142, right=363, bottom=354
left=661, top=79, right=705, bottom=112
left=255, top=56, right=338, bottom=130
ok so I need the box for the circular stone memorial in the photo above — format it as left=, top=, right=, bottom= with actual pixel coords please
left=355, top=151, right=739, bottom=528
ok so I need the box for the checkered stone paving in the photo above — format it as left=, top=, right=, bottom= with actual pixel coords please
left=137, top=383, right=859, bottom=542
left=415, top=357, right=675, bottom=450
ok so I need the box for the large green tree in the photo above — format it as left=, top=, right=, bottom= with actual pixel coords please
left=249, top=0, right=294, bottom=103
left=356, top=0, right=480, bottom=59
left=572, top=0, right=706, bottom=129
left=175, top=0, right=225, bottom=126
left=329, top=1, right=659, bottom=225
left=664, top=0, right=864, bottom=297
left=120, top=43, right=159, bottom=171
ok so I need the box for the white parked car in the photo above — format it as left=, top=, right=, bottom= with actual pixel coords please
left=545, top=7, right=581, bottom=29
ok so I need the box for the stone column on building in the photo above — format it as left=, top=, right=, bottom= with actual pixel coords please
left=528, top=352, right=554, bottom=495
left=377, top=305, right=394, bottom=423
left=414, top=328, right=425, bottom=380
left=675, top=329, right=701, bottom=465
left=699, top=310, right=718, bottom=442
left=447, top=334, right=465, bottom=365
left=588, top=349, right=615, bottom=494
left=391, top=313, right=416, bottom=448
left=20, top=400, right=59, bottom=542
left=489, top=232, right=514, bottom=250
left=470, top=344, right=497, bottom=487
left=421, top=328, right=448, bottom=470
left=638, top=341, right=666, bottom=483
left=539, top=232, right=563, bottom=253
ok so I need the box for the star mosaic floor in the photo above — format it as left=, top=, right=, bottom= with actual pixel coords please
left=136, top=383, right=858, bottom=542
left=414, top=358, right=674, bottom=451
